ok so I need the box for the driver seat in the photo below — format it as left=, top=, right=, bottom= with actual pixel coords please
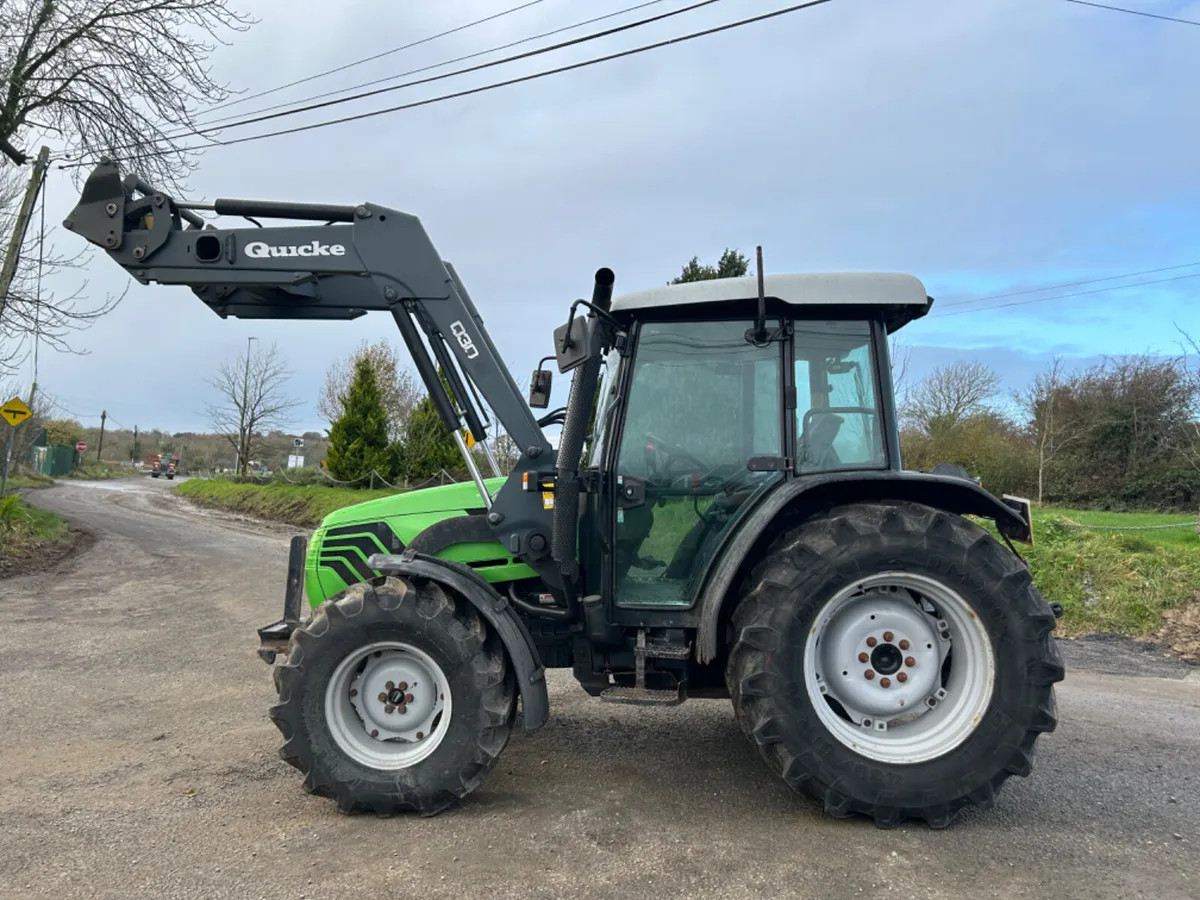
left=798, top=413, right=844, bottom=472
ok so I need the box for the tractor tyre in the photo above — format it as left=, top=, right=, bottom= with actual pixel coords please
left=270, top=575, right=516, bottom=815
left=726, top=501, right=1063, bottom=829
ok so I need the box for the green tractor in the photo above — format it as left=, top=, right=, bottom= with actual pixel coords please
left=66, top=161, right=1063, bottom=829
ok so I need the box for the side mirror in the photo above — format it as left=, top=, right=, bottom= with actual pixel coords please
left=528, top=367, right=552, bottom=408
left=552, top=315, right=594, bottom=373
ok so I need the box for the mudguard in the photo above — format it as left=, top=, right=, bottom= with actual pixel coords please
left=367, top=549, right=550, bottom=733
left=693, top=470, right=1034, bottom=664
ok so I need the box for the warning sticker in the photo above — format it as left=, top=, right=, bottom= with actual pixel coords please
left=542, top=491, right=555, bottom=509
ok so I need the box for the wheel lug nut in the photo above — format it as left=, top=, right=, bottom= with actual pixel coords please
left=384, top=704, right=395, bottom=714
left=880, top=678, right=891, bottom=688
left=858, top=652, right=869, bottom=663
left=883, top=631, right=894, bottom=642
left=405, top=693, right=414, bottom=703
left=905, top=657, right=916, bottom=667
left=385, top=681, right=395, bottom=690
left=349, top=689, right=357, bottom=698
left=370, top=729, right=379, bottom=737
left=398, top=682, right=408, bottom=691
left=897, top=672, right=908, bottom=683
left=397, top=704, right=407, bottom=715
left=377, top=692, right=388, bottom=703
left=416, top=731, right=424, bottom=739
left=866, top=637, right=878, bottom=648
left=864, top=670, right=875, bottom=680
left=899, top=639, right=910, bottom=650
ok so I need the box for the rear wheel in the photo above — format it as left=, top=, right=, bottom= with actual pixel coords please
left=270, top=575, right=515, bottom=815
left=726, top=501, right=1063, bottom=828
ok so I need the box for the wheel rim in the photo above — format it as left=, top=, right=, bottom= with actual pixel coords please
left=325, top=640, right=453, bottom=770
left=803, top=572, right=995, bottom=765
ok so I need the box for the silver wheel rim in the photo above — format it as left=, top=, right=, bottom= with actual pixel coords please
left=325, top=640, right=453, bottom=770
left=803, top=572, right=995, bottom=765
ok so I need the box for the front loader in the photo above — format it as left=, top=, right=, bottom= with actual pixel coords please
left=66, top=160, right=1064, bottom=829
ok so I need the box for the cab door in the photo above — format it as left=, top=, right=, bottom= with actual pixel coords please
left=606, top=317, right=785, bottom=609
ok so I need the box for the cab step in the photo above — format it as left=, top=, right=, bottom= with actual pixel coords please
left=599, top=684, right=685, bottom=706
left=598, top=628, right=689, bottom=706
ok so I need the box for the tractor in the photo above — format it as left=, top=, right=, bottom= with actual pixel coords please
left=65, top=160, right=1063, bottom=829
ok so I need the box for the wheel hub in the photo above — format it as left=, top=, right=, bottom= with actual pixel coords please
left=815, top=592, right=941, bottom=719
left=325, top=640, right=454, bottom=771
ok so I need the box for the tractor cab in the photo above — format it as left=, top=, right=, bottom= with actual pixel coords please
left=577, top=273, right=928, bottom=611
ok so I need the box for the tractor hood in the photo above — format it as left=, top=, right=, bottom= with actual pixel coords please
left=318, top=477, right=506, bottom=530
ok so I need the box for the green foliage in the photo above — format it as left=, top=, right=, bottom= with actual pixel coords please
left=176, top=478, right=400, bottom=527
left=0, top=495, right=27, bottom=532
left=43, top=418, right=84, bottom=447
left=901, top=412, right=1037, bottom=499
left=325, top=356, right=391, bottom=486
left=670, top=249, right=750, bottom=284
left=393, top=395, right=461, bottom=482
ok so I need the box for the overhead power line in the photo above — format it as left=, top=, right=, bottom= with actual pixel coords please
left=202, top=0, right=550, bottom=116
left=1058, top=0, right=1200, bottom=27
left=66, top=0, right=835, bottom=166
left=938, top=261, right=1200, bottom=308
left=935, top=270, right=1200, bottom=317
left=190, top=0, right=671, bottom=133
left=95, top=0, right=727, bottom=155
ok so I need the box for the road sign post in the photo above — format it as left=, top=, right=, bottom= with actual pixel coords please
left=0, top=395, right=33, bottom=497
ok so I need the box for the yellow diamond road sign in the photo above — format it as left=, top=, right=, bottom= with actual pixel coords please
left=1, top=396, right=31, bottom=428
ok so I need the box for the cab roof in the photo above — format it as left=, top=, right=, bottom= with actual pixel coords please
left=609, top=272, right=933, bottom=332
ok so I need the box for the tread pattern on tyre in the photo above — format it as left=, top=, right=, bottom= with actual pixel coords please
left=726, top=501, right=1064, bottom=829
left=269, top=575, right=515, bottom=816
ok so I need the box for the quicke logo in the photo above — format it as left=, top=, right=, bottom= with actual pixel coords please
left=244, top=240, right=346, bottom=259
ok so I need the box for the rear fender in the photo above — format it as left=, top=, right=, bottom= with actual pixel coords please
left=694, top=470, right=1033, bottom=664
left=367, top=549, right=550, bottom=734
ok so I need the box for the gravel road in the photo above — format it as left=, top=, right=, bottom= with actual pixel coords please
left=3, top=479, right=1199, bottom=900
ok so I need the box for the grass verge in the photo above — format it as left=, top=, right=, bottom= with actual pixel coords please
left=0, top=495, right=75, bottom=578
left=3, top=470, right=54, bottom=489
left=60, top=463, right=141, bottom=480
left=175, top=479, right=399, bottom=527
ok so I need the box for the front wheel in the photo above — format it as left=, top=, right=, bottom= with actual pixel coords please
left=726, top=501, right=1064, bottom=828
left=270, top=575, right=515, bottom=815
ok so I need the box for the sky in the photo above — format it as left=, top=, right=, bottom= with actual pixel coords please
left=13, top=0, right=1200, bottom=435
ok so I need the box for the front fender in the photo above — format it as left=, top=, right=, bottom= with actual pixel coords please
left=694, top=470, right=1033, bottom=664
left=367, top=550, right=550, bottom=733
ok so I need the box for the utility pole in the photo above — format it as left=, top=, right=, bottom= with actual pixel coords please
left=0, top=146, right=50, bottom=320
left=96, top=410, right=106, bottom=462
left=131, top=425, right=138, bottom=462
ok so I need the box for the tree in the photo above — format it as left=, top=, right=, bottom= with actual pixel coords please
left=670, top=249, right=750, bottom=284
left=317, top=339, right=421, bottom=442
left=903, top=361, right=1001, bottom=436
left=1017, top=357, right=1090, bottom=504
left=0, top=0, right=255, bottom=191
left=325, top=356, right=391, bottom=485
left=43, top=417, right=83, bottom=446
left=393, top=395, right=461, bottom=483
left=205, top=340, right=299, bottom=475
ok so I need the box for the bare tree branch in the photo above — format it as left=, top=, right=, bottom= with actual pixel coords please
left=0, top=0, right=256, bottom=192
left=902, top=360, right=1000, bottom=436
left=317, top=339, right=420, bottom=442
left=205, top=340, right=300, bottom=475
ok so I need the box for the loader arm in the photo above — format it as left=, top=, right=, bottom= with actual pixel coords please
left=64, top=159, right=573, bottom=589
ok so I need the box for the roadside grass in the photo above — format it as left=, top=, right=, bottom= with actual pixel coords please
left=61, top=463, right=141, bottom=481
left=1033, top=506, right=1198, bottom=549
left=0, top=494, right=68, bottom=556
left=3, top=469, right=54, bottom=489
left=175, top=478, right=400, bottom=527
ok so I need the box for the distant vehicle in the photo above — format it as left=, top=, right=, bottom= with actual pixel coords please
left=149, top=453, right=178, bottom=480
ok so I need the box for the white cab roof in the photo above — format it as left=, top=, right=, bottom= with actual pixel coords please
left=610, top=273, right=932, bottom=330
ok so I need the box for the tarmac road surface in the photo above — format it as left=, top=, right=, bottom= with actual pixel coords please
left=3, top=479, right=1199, bottom=900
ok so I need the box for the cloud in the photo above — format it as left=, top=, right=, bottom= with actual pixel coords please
left=24, top=0, right=1200, bottom=433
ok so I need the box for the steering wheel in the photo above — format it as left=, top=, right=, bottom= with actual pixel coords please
left=644, top=431, right=708, bottom=477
